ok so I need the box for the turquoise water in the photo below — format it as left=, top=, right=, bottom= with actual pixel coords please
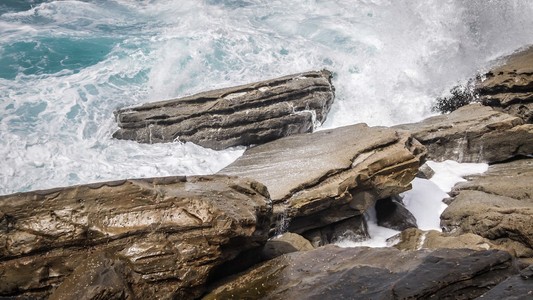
left=1, top=0, right=533, bottom=194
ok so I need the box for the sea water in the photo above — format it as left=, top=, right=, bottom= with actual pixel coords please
left=1, top=0, right=533, bottom=195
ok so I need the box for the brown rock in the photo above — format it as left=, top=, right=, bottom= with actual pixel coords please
left=113, top=70, right=335, bottom=150
left=394, top=103, right=533, bottom=163
left=0, top=176, right=272, bottom=299
left=441, top=159, right=533, bottom=259
left=261, top=232, right=314, bottom=260
left=203, top=245, right=517, bottom=299
left=477, top=46, right=533, bottom=123
left=218, top=123, right=426, bottom=234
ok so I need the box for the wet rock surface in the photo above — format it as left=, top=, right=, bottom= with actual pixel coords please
left=203, top=246, right=517, bottom=300
left=219, top=123, right=426, bottom=235
left=441, top=159, right=533, bottom=259
left=394, top=103, right=533, bottom=163
left=375, top=195, right=417, bottom=231
left=113, top=70, right=335, bottom=150
left=0, top=176, right=272, bottom=299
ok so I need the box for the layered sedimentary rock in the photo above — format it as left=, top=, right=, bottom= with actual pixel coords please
left=0, top=176, right=272, bottom=299
left=204, top=246, right=517, bottom=299
left=219, top=123, right=426, bottom=235
left=113, top=70, right=335, bottom=150
left=441, top=159, right=533, bottom=259
left=394, top=103, right=533, bottom=163
left=478, top=46, right=533, bottom=123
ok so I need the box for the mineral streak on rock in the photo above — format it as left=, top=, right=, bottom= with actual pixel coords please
left=113, top=70, right=335, bottom=150
left=219, top=123, right=426, bottom=234
left=0, top=175, right=272, bottom=299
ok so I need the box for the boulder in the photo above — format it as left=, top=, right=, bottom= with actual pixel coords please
left=394, top=103, right=533, bottom=163
left=261, top=232, right=314, bottom=260
left=441, top=159, right=533, bottom=259
left=204, top=245, right=517, bottom=299
left=477, top=46, right=533, bottom=123
left=375, top=195, right=417, bottom=231
left=0, top=176, right=272, bottom=299
left=218, top=123, right=426, bottom=235
left=302, top=215, right=369, bottom=247
left=113, top=70, right=335, bottom=150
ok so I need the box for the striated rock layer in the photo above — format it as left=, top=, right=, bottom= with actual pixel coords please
left=441, top=159, right=533, bottom=259
left=219, top=123, right=426, bottom=236
left=113, top=70, right=335, bottom=150
left=204, top=245, right=517, bottom=299
left=478, top=46, right=533, bottom=123
left=394, top=103, right=533, bottom=163
left=0, top=176, right=272, bottom=299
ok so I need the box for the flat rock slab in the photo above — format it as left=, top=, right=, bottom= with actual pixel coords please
left=0, top=176, right=272, bottom=299
left=113, top=70, right=335, bottom=150
left=394, top=103, right=533, bottom=163
left=219, top=123, right=426, bottom=234
left=441, top=158, right=533, bottom=259
left=477, top=46, right=533, bottom=123
left=203, top=246, right=517, bottom=299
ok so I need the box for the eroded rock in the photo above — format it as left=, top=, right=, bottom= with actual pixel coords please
left=0, top=176, right=272, bottom=299
left=113, top=70, right=335, bottom=150
left=261, top=232, right=314, bottom=260
left=441, top=159, right=533, bottom=259
left=203, top=245, right=517, bottom=299
left=394, top=103, right=533, bottom=163
left=302, top=215, right=369, bottom=247
left=478, top=46, right=533, bottom=123
left=375, top=195, right=417, bottom=231
left=218, top=123, right=426, bottom=235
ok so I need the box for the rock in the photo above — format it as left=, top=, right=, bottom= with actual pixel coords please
left=392, top=228, right=506, bottom=253
left=441, top=159, right=533, bottom=259
left=218, top=123, right=426, bottom=235
left=203, top=245, right=517, bottom=299
left=477, top=46, right=533, bottom=123
left=261, top=233, right=314, bottom=260
left=394, top=103, right=533, bottom=163
left=416, top=162, right=435, bottom=179
left=478, top=265, right=533, bottom=299
left=113, top=70, right=335, bottom=150
left=375, top=195, right=417, bottom=231
left=0, top=176, right=272, bottom=299
left=302, top=215, right=369, bottom=247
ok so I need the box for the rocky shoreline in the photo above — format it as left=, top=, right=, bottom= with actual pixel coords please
left=1, top=47, right=533, bottom=299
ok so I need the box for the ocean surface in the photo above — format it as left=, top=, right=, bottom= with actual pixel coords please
left=2, top=0, right=533, bottom=195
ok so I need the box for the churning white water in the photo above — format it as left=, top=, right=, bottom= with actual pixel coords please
left=1, top=0, right=533, bottom=194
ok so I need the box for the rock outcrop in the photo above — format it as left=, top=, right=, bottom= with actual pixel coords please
left=261, top=233, right=314, bottom=260
left=113, top=70, right=335, bottom=150
left=0, top=176, right=272, bottom=299
left=218, top=123, right=426, bottom=236
left=392, top=228, right=504, bottom=253
left=204, top=245, right=517, bottom=299
left=302, top=215, right=369, bottom=247
left=394, top=103, right=533, bottom=163
left=478, top=46, right=533, bottom=123
left=479, top=265, right=533, bottom=299
left=441, top=158, right=533, bottom=259
left=375, top=195, right=417, bottom=231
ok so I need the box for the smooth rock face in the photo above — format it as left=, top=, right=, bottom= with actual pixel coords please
left=441, top=159, right=533, bottom=259
left=392, top=228, right=503, bottom=253
left=113, top=70, right=335, bottom=150
left=203, top=245, right=517, bottom=300
left=219, top=123, right=426, bottom=234
left=478, top=46, right=533, bottom=123
left=394, top=103, right=533, bottom=163
left=477, top=266, right=533, bottom=300
left=0, top=176, right=272, bottom=299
